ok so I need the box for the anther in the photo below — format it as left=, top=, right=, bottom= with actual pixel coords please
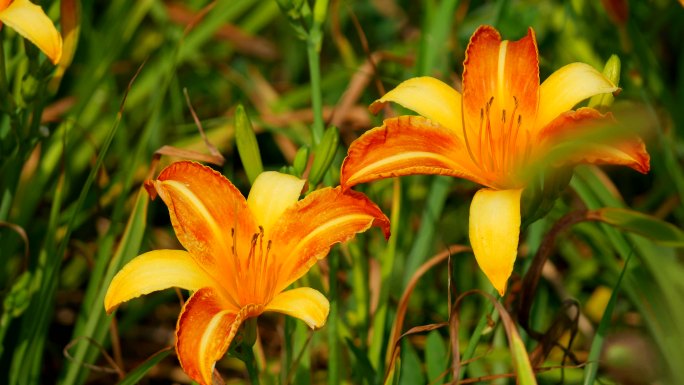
left=231, top=228, right=236, bottom=256
left=502, top=110, right=506, bottom=123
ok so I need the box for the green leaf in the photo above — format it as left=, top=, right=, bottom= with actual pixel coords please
left=344, top=338, right=375, bottom=385
left=425, top=330, right=447, bottom=384
left=583, top=254, right=632, bottom=385
left=235, top=104, right=264, bottom=185
left=592, top=207, right=684, bottom=247
left=509, top=330, right=537, bottom=385
left=398, top=340, right=423, bottom=385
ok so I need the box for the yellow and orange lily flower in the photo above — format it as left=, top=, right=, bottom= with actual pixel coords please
left=341, top=25, right=649, bottom=295
left=0, top=0, right=62, bottom=64
left=105, top=161, right=389, bottom=385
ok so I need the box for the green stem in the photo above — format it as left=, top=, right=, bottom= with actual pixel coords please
left=327, top=252, right=340, bottom=385
left=244, top=346, right=260, bottom=385
left=369, top=178, right=401, bottom=373
left=306, top=0, right=328, bottom=145
left=306, top=38, right=324, bottom=145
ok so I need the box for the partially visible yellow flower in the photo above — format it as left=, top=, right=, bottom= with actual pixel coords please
left=105, top=161, right=389, bottom=385
left=0, top=0, right=62, bottom=64
left=341, top=25, right=649, bottom=295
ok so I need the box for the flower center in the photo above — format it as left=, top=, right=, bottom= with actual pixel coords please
left=462, top=95, right=531, bottom=188
left=231, top=226, right=278, bottom=306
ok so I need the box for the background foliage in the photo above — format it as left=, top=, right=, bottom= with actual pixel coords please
left=1, top=0, right=684, bottom=384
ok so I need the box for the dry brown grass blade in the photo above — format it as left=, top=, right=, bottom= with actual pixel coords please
left=183, top=88, right=225, bottom=165
left=384, top=322, right=449, bottom=384
left=383, top=245, right=469, bottom=378
left=331, top=51, right=383, bottom=143
left=166, top=2, right=278, bottom=60
left=528, top=299, right=582, bottom=369
left=154, top=145, right=225, bottom=166
left=63, top=336, right=124, bottom=378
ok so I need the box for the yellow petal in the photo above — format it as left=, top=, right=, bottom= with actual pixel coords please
left=104, top=250, right=222, bottom=313
left=369, top=76, right=464, bottom=138
left=264, top=287, right=330, bottom=329
left=176, top=287, right=249, bottom=385
left=469, top=188, right=523, bottom=296
left=247, top=171, right=305, bottom=234
left=0, top=0, right=62, bottom=64
left=537, top=63, right=618, bottom=131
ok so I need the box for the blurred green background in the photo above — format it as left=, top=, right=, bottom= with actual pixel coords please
left=1, top=0, right=684, bottom=384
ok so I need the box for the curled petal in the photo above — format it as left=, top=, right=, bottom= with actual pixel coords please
left=0, top=0, right=62, bottom=64
left=176, top=288, right=261, bottom=385
left=340, top=116, right=489, bottom=189
left=104, top=250, right=224, bottom=314
left=537, top=63, right=618, bottom=131
left=462, top=26, right=539, bottom=138
left=147, top=161, right=258, bottom=298
left=369, top=76, right=464, bottom=137
left=539, top=108, right=650, bottom=173
left=270, top=187, right=390, bottom=293
left=265, top=287, right=330, bottom=329
left=469, top=188, right=523, bottom=296
left=247, top=171, right=305, bottom=235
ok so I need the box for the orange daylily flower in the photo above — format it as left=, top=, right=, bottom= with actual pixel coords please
left=0, top=0, right=62, bottom=64
left=105, top=161, right=389, bottom=385
left=341, top=25, right=649, bottom=295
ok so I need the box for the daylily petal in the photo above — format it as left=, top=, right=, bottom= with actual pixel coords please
left=264, top=287, right=330, bottom=329
left=537, top=63, right=618, bottom=131
left=368, top=76, right=464, bottom=137
left=462, top=26, right=539, bottom=138
left=0, top=0, right=62, bottom=64
left=270, top=187, right=390, bottom=293
left=247, top=171, right=305, bottom=235
left=340, top=116, right=490, bottom=189
left=469, top=188, right=523, bottom=296
left=176, top=287, right=256, bottom=385
left=539, top=108, right=650, bottom=173
left=104, top=250, right=224, bottom=314
left=147, top=161, right=258, bottom=297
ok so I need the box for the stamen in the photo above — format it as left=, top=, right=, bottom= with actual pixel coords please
left=247, top=233, right=259, bottom=269
left=477, top=108, right=485, bottom=171
left=263, top=240, right=274, bottom=298
left=231, top=228, right=236, bottom=257
left=257, top=226, right=265, bottom=268
left=485, top=100, right=496, bottom=171
left=461, top=99, right=480, bottom=167
left=505, top=97, right=522, bottom=173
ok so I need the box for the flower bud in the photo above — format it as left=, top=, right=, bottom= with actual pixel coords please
left=588, top=55, right=621, bottom=110
left=308, top=125, right=339, bottom=187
